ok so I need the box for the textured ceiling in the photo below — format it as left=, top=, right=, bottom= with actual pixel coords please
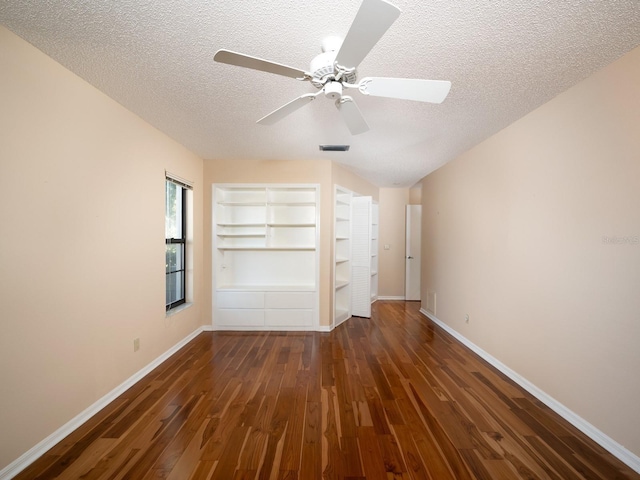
left=2, top=1, right=640, bottom=187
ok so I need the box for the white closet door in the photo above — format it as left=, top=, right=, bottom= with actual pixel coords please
left=405, top=205, right=422, bottom=301
left=351, top=196, right=372, bottom=317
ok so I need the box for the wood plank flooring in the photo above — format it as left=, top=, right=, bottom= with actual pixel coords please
left=15, top=301, right=639, bottom=479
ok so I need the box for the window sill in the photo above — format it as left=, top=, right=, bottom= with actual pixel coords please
left=166, top=302, right=193, bottom=318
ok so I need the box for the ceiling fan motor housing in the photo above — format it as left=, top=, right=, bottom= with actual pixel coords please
left=310, top=49, right=357, bottom=88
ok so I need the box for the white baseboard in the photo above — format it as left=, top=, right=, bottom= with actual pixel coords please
left=419, top=308, right=640, bottom=474
left=0, top=326, right=208, bottom=480
left=206, top=321, right=332, bottom=333
left=377, top=296, right=406, bottom=301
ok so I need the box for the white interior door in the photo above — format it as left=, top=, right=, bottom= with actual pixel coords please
left=351, top=196, right=372, bottom=317
left=405, top=205, right=422, bottom=301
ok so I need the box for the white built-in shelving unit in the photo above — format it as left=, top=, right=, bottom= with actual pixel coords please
left=213, top=184, right=319, bottom=330
left=334, top=186, right=352, bottom=327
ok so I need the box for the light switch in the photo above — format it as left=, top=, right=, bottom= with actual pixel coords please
left=384, top=244, right=390, bottom=250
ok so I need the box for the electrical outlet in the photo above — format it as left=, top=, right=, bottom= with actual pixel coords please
left=133, top=338, right=140, bottom=352
left=465, top=314, right=469, bottom=324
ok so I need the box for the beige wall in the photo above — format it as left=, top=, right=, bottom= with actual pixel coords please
left=409, top=182, right=422, bottom=205
left=0, top=27, right=204, bottom=470
left=378, top=188, right=410, bottom=298
left=331, top=162, right=379, bottom=201
left=420, top=45, right=640, bottom=456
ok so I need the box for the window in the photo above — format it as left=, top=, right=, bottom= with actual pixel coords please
left=165, top=178, right=188, bottom=311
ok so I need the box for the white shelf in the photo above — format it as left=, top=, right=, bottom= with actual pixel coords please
left=217, top=284, right=316, bottom=292
left=335, top=279, right=350, bottom=289
left=218, top=202, right=266, bottom=206
left=217, top=223, right=266, bottom=227
left=217, top=233, right=266, bottom=238
left=268, top=223, right=315, bottom=227
left=268, top=202, right=316, bottom=207
left=217, top=246, right=315, bottom=251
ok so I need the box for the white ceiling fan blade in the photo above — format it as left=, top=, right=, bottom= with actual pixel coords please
left=257, top=93, right=318, bottom=125
left=336, top=96, right=369, bottom=135
left=359, top=77, right=452, bottom=103
left=214, top=49, right=309, bottom=80
left=334, top=0, right=401, bottom=70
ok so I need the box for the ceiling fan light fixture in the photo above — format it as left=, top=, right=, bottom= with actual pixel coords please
left=324, top=81, right=343, bottom=99
left=319, top=144, right=350, bottom=152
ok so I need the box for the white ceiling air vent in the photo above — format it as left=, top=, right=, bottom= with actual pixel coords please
left=319, top=144, right=350, bottom=152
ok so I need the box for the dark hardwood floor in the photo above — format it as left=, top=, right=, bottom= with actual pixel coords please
left=15, top=301, right=638, bottom=479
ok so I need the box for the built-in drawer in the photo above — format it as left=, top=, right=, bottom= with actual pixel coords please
left=216, top=309, right=265, bottom=327
left=264, top=291, right=314, bottom=309
left=217, top=291, right=264, bottom=309
left=265, top=309, right=313, bottom=327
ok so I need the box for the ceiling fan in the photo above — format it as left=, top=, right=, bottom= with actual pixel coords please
left=214, top=0, right=451, bottom=135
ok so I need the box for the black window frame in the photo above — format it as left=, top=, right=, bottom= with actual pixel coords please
left=165, top=180, right=187, bottom=311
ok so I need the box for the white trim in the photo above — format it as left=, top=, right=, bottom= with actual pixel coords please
left=377, top=296, right=405, bottom=301
left=419, top=308, right=640, bottom=474
left=165, top=301, right=193, bottom=317
left=211, top=325, right=324, bottom=332
left=0, top=326, right=208, bottom=480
